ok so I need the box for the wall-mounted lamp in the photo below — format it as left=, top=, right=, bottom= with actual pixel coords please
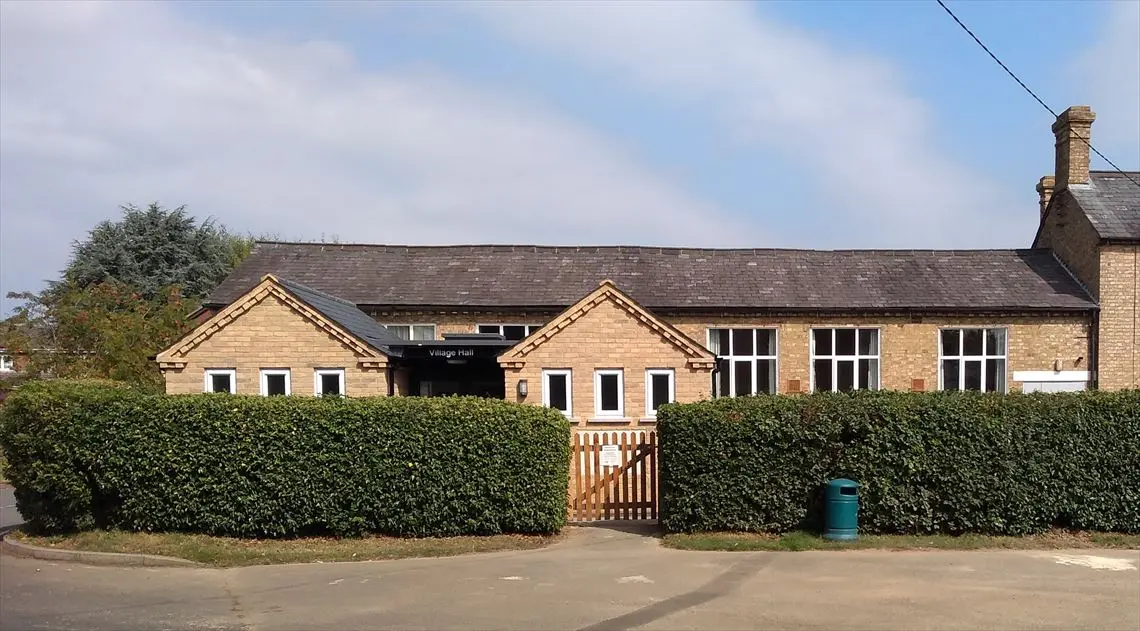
left=517, top=379, right=528, bottom=398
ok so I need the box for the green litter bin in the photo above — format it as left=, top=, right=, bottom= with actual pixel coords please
left=823, top=479, right=859, bottom=541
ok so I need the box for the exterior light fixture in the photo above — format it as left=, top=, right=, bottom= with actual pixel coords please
left=517, top=379, right=528, bottom=398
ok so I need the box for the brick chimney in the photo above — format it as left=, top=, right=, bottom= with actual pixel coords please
left=1052, top=105, right=1096, bottom=190
left=1036, top=175, right=1055, bottom=218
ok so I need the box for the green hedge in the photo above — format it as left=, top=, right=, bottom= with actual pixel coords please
left=0, top=380, right=571, bottom=537
left=658, top=391, right=1140, bottom=535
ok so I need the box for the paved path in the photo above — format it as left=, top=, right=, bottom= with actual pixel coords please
left=0, top=485, right=21, bottom=529
left=1, top=526, right=1138, bottom=630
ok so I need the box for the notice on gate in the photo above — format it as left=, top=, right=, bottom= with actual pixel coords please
left=600, top=444, right=622, bottom=467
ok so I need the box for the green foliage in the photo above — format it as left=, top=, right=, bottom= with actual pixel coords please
left=2, top=282, right=192, bottom=391
left=64, top=203, right=246, bottom=301
left=658, top=391, right=1140, bottom=535
left=0, top=381, right=571, bottom=538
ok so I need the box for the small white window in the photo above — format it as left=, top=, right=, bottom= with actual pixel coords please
left=260, top=369, right=291, bottom=396
left=314, top=369, right=345, bottom=397
left=477, top=324, right=543, bottom=341
left=204, top=369, right=236, bottom=394
left=645, top=369, right=675, bottom=418
left=383, top=324, right=435, bottom=341
left=542, top=369, right=572, bottom=417
left=939, top=328, right=1007, bottom=392
left=0, top=354, right=14, bottom=373
left=594, top=369, right=624, bottom=418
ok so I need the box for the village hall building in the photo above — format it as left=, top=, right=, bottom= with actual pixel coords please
left=157, top=106, right=1140, bottom=425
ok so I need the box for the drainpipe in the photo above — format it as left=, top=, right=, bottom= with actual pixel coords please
left=1090, top=309, right=1100, bottom=390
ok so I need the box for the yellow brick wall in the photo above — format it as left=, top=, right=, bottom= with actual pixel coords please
left=163, top=295, right=388, bottom=396
left=669, top=315, right=1089, bottom=392
left=1035, top=190, right=1101, bottom=298
left=1098, top=245, right=1139, bottom=390
left=502, top=298, right=712, bottom=429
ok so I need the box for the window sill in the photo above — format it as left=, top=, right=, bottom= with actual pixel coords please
left=638, top=418, right=657, bottom=425
left=587, top=417, right=633, bottom=424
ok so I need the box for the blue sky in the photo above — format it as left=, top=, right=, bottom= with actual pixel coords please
left=1, top=1, right=1138, bottom=315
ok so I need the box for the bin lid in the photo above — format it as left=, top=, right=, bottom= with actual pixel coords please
left=825, top=478, right=859, bottom=499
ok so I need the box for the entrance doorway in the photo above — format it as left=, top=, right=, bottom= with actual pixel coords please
left=390, top=334, right=513, bottom=399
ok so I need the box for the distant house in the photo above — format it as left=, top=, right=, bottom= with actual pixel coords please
left=156, top=104, right=1138, bottom=424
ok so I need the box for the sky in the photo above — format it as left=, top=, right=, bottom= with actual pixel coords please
left=1, top=0, right=1138, bottom=315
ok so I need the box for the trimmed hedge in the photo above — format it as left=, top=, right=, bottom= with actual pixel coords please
left=658, top=391, right=1140, bottom=535
left=0, top=380, right=571, bottom=537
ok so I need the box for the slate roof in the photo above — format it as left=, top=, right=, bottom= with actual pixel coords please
left=1068, top=171, right=1140, bottom=242
left=208, top=245, right=1097, bottom=313
left=274, top=276, right=405, bottom=353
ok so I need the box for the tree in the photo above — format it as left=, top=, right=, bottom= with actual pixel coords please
left=2, top=281, right=191, bottom=391
left=63, top=202, right=250, bottom=301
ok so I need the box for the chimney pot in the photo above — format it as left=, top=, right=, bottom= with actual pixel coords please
left=1036, top=175, right=1055, bottom=219
left=1051, top=105, right=1095, bottom=190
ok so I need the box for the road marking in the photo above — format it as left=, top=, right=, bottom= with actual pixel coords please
left=328, top=579, right=344, bottom=585
left=1, top=504, right=17, bottom=509
left=617, top=575, right=654, bottom=584
left=1051, top=555, right=1137, bottom=571
left=500, top=576, right=526, bottom=581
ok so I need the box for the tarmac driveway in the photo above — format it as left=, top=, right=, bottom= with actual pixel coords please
left=1, top=526, right=1138, bottom=631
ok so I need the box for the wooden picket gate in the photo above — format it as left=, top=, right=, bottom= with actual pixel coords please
left=570, top=430, right=658, bottom=522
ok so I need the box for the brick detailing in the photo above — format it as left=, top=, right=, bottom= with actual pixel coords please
left=499, top=282, right=715, bottom=427
left=1052, top=106, right=1095, bottom=190
left=1098, top=246, right=1140, bottom=390
left=159, top=280, right=388, bottom=396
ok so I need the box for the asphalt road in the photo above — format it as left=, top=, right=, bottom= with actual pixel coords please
left=2, top=526, right=1138, bottom=630
left=0, top=485, right=21, bottom=529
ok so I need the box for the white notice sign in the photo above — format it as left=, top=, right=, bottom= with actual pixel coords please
left=600, top=445, right=622, bottom=467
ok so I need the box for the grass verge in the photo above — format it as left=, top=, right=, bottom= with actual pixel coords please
left=663, top=530, right=1140, bottom=552
left=9, top=529, right=558, bottom=567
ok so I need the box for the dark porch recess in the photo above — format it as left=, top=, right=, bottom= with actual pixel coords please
left=388, top=333, right=513, bottom=398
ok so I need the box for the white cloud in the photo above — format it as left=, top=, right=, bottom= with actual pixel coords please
left=469, top=1, right=1026, bottom=247
left=1071, top=1, right=1140, bottom=168
left=0, top=1, right=748, bottom=311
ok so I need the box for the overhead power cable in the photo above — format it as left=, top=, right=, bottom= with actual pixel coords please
left=935, top=0, right=1140, bottom=189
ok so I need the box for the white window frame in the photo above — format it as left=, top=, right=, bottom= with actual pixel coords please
left=542, top=369, right=573, bottom=417
left=382, top=324, right=436, bottom=341
left=259, top=369, right=292, bottom=396
left=593, top=369, right=625, bottom=419
left=203, top=368, right=236, bottom=394
left=314, top=368, right=346, bottom=397
left=707, top=328, right=779, bottom=396
left=938, top=327, right=1008, bottom=393
left=477, top=324, right=543, bottom=340
left=645, top=369, right=675, bottom=418
left=810, top=328, right=881, bottom=392
left=0, top=354, right=14, bottom=373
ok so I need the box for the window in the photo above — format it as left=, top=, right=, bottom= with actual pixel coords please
left=260, top=369, right=291, bottom=396
left=593, top=369, right=624, bottom=418
left=645, top=369, right=675, bottom=418
left=940, top=328, right=1007, bottom=392
left=477, top=324, right=542, bottom=341
left=0, top=354, right=14, bottom=373
left=204, top=369, right=236, bottom=394
left=811, top=328, right=880, bottom=392
left=314, top=369, right=345, bottom=397
left=707, top=328, right=778, bottom=396
left=383, top=324, right=435, bottom=341
left=542, top=369, right=572, bottom=416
